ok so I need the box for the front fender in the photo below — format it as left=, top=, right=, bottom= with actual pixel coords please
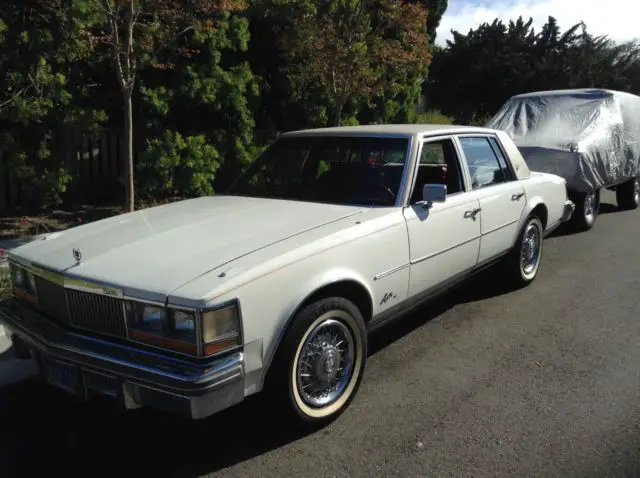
left=261, top=267, right=374, bottom=380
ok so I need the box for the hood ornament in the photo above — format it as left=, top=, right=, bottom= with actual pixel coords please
left=73, top=248, right=82, bottom=263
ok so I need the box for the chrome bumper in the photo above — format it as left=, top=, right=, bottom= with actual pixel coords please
left=0, top=300, right=245, bottom=419
left=561, top=199, right=576, bottom=222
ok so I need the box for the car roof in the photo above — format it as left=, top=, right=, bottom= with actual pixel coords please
left=281, top=124, right=498, bottom=138
left=510, top=88, right=639, bottom=99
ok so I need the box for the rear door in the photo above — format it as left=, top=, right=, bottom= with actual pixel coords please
left=456, top=135, right=527, bottom=264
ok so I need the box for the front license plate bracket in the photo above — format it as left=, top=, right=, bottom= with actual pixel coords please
left=45, top=359, right=79, bottom=395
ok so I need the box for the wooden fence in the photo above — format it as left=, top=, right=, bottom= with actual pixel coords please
left=0, top=128, right=144, bottom=214
left=0, top=127, right=280, bottom=214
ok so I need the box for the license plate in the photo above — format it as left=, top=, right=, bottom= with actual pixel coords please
left=45, top=359, right=78, bottom=394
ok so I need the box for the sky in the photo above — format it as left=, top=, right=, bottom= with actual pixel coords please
left=436, top=0, right=640, bottom=46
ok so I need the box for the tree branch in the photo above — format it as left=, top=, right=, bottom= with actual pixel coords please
left=0, top=89, right=26, bottom=111
left=125, top=0, right=137, bottom=90
left=99, top=0, right=127, bottom=90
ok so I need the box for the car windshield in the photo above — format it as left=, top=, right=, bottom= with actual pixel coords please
left=228, top=135, right=410, bottom=206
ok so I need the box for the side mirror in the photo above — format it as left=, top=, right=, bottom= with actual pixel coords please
left=422, top=184, right=447, bottom=206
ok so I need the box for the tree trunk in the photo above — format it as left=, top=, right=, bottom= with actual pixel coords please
left=332, top=98, right=346, bottom=126
left=123, top=89, right=134, bottom=212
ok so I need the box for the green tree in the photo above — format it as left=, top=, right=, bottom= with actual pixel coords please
left=427, top=15, right=640, bottom=123
left=412, top=0, right=448, bottom=42
left=136, top=4, right=260, bottom=198
left=359, top=0, right=434, bottom=125
left=0, top=0, right=107, bottom=209
left=85, top=0, right=248, bottom=212
left=281, top=0, right=431, bottom=127
left=247, top=0, right=437, bottom=132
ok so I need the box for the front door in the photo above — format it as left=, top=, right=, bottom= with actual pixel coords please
left=457, top=135, right=527, bottom=264
left=403, top=136, right=481, bottom=298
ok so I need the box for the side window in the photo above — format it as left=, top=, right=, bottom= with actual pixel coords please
left=487, top=137, right=514, bottom=181
left=382, top=149, right=407, bottom=164
left=419, top=143, right=446, bottom=165
left=459, top=136, right=512, bottom=190
left=410, top=137, right=464, bottom=204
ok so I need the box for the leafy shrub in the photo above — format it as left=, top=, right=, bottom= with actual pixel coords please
left=414, top=109, right=454, bottom=125
left=137, top=130, right=223, bottom=199
left=0, top=258, right=9, bottom=301
left=468, top=113, right=493, bottom=126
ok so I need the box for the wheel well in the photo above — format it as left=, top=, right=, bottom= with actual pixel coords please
left=262, top=279, right=374, bottom=387
left=531, top=203, right=548, bottom=229
left=298, top=280, right=374, bottom=323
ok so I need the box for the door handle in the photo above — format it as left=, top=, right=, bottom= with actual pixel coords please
left=464, top=208, right=481, bottom=219
left=511, top=192, right=525, bottom=201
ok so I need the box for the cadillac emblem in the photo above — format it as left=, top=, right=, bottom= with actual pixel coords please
left=73, top=248, right=82, bottom=263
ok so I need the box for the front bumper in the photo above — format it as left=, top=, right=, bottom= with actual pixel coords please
left=561, top=199, right=576, bottom=222
left=0, top=300, right=245, bottom=419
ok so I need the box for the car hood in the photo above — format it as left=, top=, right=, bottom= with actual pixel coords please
left=9, top=195, right=363, bottom=300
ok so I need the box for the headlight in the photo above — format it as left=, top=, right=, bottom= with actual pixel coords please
left=126, top=302, right=166, bottom=335
left=14, top=267, right=24, bottom=287
left=127, top=303, right=170, bottom=348
left=168, top=310, right=196, bottom=343
left=125, top=300, right=241, bottom=357
left=27, top=272, right=37, bottom=293
left=201, top=304, right=241, bottom=356
left=9, top=263, right=38, bottom=301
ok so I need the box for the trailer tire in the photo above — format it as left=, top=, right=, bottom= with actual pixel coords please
left=616, top=177, right=640, bottom=210
left=569, top=189, right=599, bottom=232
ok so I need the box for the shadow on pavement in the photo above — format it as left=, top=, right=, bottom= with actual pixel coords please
left=368, top=267, right=513, bottom=356
left=0, top=378, right=312, bottom=477
left=598, top=202, right=622, bottom=215
left=548, top=199, right=627, bottom=238
left=0, top=267, right=517, bottom=477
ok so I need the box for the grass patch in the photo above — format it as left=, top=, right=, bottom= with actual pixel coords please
left=0, top=205, right=122, bottom=239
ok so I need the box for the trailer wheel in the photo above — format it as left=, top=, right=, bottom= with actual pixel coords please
left=616, top=177, right=640, bottom=210
left=569, top=189, right=599, bottom=232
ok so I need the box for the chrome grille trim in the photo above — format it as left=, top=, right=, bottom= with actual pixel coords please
left=66, top=289, right=127, bottom=338
left=34, top=276, right=71, bottom=325
left=31, top=273, right=127, bottom=338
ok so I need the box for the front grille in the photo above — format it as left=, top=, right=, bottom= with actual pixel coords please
left=32, top=275, right=127, bottom=338
left=35, top=276, right=71, bottom=325
left=66, top=289, right=127, bottom=337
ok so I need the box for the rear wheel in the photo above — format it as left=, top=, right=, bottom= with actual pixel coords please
left=616, top=177, right=640, bottom=210
left=569, top=190, right=599, bottom=231
left=265, top=297, right=367, bottom=429
left=503, top=214, right=544, bottom=288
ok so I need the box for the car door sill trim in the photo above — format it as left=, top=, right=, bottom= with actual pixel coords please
left=369, top=253, right=509, bottom=332
left=374, top=263, right=410, bottom=281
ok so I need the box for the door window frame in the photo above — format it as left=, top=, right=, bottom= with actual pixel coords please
left=404, top=134, right=470, bottom=206
left=454, top=134, right=518, bottom=191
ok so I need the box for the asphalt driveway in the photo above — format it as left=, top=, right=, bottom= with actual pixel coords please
left=1, top=189, right=639, bottom=477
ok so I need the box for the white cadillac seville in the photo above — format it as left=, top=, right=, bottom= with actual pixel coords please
left=1, top=125, right=575, bottom=427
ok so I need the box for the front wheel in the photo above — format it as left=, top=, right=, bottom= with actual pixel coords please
left=265, top=297, right=367, bottom=429
left=503, top=214, right=544, bottom=288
